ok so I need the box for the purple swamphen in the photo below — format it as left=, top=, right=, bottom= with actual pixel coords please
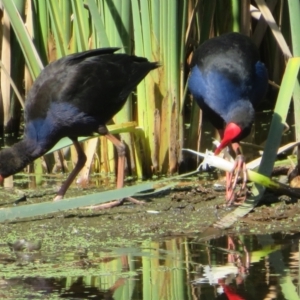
left=0, top=48, right=159, bottom=208
left=188, top=32, right=268, bottom=204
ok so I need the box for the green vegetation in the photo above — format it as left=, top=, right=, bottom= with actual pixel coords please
left=1, top=1, right=300, bottom=218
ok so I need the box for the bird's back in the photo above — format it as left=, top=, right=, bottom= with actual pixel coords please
left=191, top=32, right=259, bottom=81
left=0, top=49, right=158, bottom=179
left=25, top=49, right=158, bottom=143
left=188, top=33, right=268, bottom=126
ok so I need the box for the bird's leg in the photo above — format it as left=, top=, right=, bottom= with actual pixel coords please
left=215, top=129, right=238, bottom=203
left=106, top=133, right=126, bottom=189
left=53, top=139, right=87, bottom=201
left=226, top=142, right=247, bottom=205
left=88, top=126, right=144, bottom=210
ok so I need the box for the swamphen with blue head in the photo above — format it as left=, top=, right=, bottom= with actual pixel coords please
left=0, top=48, right=159, bottom=209
left=188, top=32, right=268, bottom=204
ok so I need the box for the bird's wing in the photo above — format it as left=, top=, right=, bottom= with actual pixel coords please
left=66, top=48, right=120, bottom=62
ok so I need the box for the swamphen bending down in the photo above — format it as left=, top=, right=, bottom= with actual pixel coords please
left=0, top=48, right=159, bottom=208
left=188, top=32, right=268, bottom=204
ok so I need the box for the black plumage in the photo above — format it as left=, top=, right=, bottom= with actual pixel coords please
left=0, top=48, right=158, bottom=204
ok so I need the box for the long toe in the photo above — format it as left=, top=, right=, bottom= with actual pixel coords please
left=53, top=195, right=64, bottom=202
left=226, top=155, right=248, bottom=205
left=225, top=185, right=236, bottom=205
left=125, top=197, right=145, bottom=205
left=82, top=197, right=144, bottom=210
left=85, top=199, right=125, bottom=210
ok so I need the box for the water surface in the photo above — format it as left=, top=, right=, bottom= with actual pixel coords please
left=1, top=232, right=299, bottom=299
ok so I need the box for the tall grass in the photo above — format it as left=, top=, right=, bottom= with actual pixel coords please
left=0, top=0, right=299, bottom=187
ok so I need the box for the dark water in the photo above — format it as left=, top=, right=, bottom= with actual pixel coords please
left=1, top=233, right=300, bottom=299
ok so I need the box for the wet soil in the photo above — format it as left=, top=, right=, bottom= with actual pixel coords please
left=1, top=177, right=300, bottom=253
left=0, top=174, right=300, bottom=286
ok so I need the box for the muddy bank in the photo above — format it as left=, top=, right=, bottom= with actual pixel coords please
left=1, top=183, right=300, bottom=252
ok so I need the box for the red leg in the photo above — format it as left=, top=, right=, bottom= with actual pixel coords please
left=88, top=132, right=144, bottom=210
left=53, top=139, right=87, bottom=201
left=105, top=133, right=126, bottom=189
left=225, top=142, right=248, bottom=205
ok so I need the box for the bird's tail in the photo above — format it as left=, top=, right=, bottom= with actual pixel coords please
left=119, top=57, right=160, bottom=99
